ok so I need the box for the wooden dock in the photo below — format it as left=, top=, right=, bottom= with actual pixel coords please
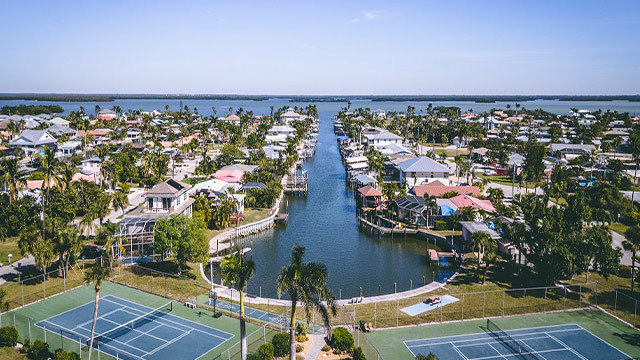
left=274, top=213, right=289, bottom=224
left=357, top=216, right=419, bottom=235
left=283, top=174, right=308, bottom=194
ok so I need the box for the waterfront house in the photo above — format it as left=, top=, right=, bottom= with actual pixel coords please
left=267, top=125, right=296, bottom=137
left=9, top=129, right=57, bottom=155
left=47, top=124, right=75, bottom=137
left=396, top=156, right=451, bottom=188
left=392, top=195, right=427, bottom=225
left=361, top=128, right=404, bottom=147
left=262, top=144, right=285, bottom=159
left=57, top=140, right=82, bottom=157
left=142, top=179, right=194, bottom=217
left=448, top=194, right=495, bottom=214
left=48, top=117, right=70, bottom=126
left=357, top=185, right=383, bottom=209
left=281, top=107, right=304, bottom=124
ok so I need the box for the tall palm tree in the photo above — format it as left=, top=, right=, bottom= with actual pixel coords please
left=623, top=225, right=640, bottom=292
left=471, top=232, right=491, bottom=273
left=278, top=245, right=336, bottom=360
left=220, top=248, right=256, bottom=360
left=84, top=264, right=112, bottom=360
left=111, top=189, right=129, bottom=216
left=38, top=146, right=61, bottom=246
left=1, top=158, right=27, bottom=203
left=58, top=162, right=76, bottom=191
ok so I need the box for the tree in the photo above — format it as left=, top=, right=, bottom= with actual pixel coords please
left=220, top=248, right=256, bottom=360
left=482, top=235, right=498, bottom=284
left=18, top=224, right=54, bottom=277
left=1, top=158, right=27, bottom=204
left=111, top=189, right=129, bottom=216
left=578, top=225, right=621, bottom=282
left=84, top=264, right=111, bottom=360
left=623, top=225, right=640, bottom=292
left=277, top=245, right=337, bottom=360
left=38, top=146, right=61, bottom=249
left=153, top=216, right=208, bottom=272
left=523, top=143, right=545, bottom=192
left=471, top=232, right=491, bottom=273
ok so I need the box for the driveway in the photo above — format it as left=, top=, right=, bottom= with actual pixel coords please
left=611, top=230, right=634, bottom=267
left=0, top=255, right=35, bottom=286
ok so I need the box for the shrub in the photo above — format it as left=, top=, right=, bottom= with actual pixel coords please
left=271, top=333, right=290, bottom=357
left=331, top=327, right=354, bottom=352
left=295, top=322, right=307, bottom=336
left=416, top=353, right=439, bottom=360
left=256, top=343, right=274, bottom=360
left=295, top=334, right=308, bottom=343
left=321, top=344, right=331, bottom=352
left=0, top=326, right=19, bottom=347
left=434, top=220, right=448, bottom=231
left=26, top=340, right=51, bottom=360
left=54, top=349, right=80, bottom=360
left=296, top=344, right=303, bottom=353
left=351, top=346, right=366, bottom=360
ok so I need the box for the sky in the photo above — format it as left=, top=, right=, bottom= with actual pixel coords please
left=1, top=0, right=639, bottom=95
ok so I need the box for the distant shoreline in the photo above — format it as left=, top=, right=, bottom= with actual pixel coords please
left=0, top=93, right=639, bottom=103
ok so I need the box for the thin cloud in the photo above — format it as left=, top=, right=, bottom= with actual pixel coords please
left=347, top=10, right=389, bottom=24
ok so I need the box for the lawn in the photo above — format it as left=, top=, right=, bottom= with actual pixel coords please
left=479, top=174, right=535, bottom=189
left=0, top=237, right=21, bottom=266
left=0, top=347, right=26, bottom=360
left=610, top=222, right=631, bottom=236
left=205, top=208, right=273, bottom=240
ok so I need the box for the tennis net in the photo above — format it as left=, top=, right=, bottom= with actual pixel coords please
left=94, top=301, right=173, bottom=344
left=486, top=319, right=543, bottom=360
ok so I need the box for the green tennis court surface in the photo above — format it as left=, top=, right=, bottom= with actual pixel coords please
left=6, top=281, right=259, bottom=360
left=368, top=310, right=640, bottom=360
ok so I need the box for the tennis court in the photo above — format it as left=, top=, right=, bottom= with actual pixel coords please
left=205, top=297, right=289, bottom=327
left=37, top=295, right=233, bottom=360
left=405, top=322, right=631, bottom=360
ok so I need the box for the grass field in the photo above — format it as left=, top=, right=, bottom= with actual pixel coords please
left=2, top=281, right=260, bottom=360
left=610, top=222, right=631, bottom=237
left=367, top=309, right=640, bottom=360
left=205, top=208, right=273, bottom=240
left=0, top=237, right=20, bottom=266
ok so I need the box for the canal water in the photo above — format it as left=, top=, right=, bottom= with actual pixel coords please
left=4, top=98, right=640, bottom=298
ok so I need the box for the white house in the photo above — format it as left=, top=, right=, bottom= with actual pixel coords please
left=361, top=127, right=404, bottom=147
left=9, top=130, right=57, bottom=155
left=280, top=107, right=304, bottom=123
left=143, top=179, right=194, bottom=217
left=396, top=156, right=451, bottom=188
left=57, top=140, right=82, bottom=157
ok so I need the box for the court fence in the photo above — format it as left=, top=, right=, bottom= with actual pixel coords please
left=340, top=282, right=640, bottom=331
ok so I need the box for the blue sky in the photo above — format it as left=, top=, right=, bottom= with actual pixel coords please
left=1, top=0, right=639, bottom=94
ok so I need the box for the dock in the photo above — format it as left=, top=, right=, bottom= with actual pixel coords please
left=274, top=213, right=289, bottom=224
left=283, top=174, right=308, bottom=194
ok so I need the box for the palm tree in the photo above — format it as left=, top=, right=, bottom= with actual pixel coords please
left=220, top=248, right=256, bottom=360
left=623, top=225, right=640, bottom=292
left=111, top=189, right=129, bottom=216
left=84, top=264, right=112, bottom=360
left=58, top=162, right=76, bottom=191
left=1, top=158, right=27, bottom=203
left=38, top=146, right=61, bottom=247
left=423, top=195, right=438, bottom=228
left=278, top=245, right=337, bottom=360
left=471, top=232, right=491, bottom=273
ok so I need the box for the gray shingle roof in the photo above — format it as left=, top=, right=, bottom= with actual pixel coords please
left=397, top=156, right=449, bottom=173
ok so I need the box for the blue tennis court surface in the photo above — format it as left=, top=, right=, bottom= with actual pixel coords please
left=36, top=295, right=234, bottom=360
left=205, top=297, right=289, bottom=327
left=405, top=324, right=631, bottom=360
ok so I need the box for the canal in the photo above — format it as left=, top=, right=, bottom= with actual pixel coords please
left=223, top=108, right=451, bottom=299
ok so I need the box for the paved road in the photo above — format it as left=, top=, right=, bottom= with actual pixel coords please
left=611, top=230, right=634, bottom=267
left=0, top=255, right=35, bottom=286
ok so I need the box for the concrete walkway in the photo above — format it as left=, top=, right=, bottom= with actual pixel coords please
left=611, top=230, right=634, bottom=267
left=305, top=327, right=327, bottom=360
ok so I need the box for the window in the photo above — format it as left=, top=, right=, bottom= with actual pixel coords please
left=148, top=198, right=153, bottom=210
left=162, top=198, right=171, bottom=210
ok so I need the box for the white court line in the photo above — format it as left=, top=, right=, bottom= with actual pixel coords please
left=73, top=307, right=129, bottom=330
left=518, top=338, right=548, bottom=360
left=145, top=330, right=192, bottom=357
left=125, top=323, right=164, bottom=344
left=88, top=317, right=172, bottom=344
left=487, top=343, right=508, bottom=359
left=545, top=333, right=588, bottom=360
left=572, top=324, right=633, bottom=359
left=107, top=298, right=231, bottom=341
left=455, top=334, right=559, bottom=349
left=408, top=327, right=583, bottom=347
left=451, top=342, right=469, bottom=360
left=404, top=324, right=580, bottom=346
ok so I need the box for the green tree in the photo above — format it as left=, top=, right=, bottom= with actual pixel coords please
left=623, top=225, right=640, bottom=292
left=153, top=216, right=208, bottom=272
left=277, top=245, right=337, bottom=360
left=220, top=248, right=256, bottom=360
left=0, top=158, right=27, bottom=204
